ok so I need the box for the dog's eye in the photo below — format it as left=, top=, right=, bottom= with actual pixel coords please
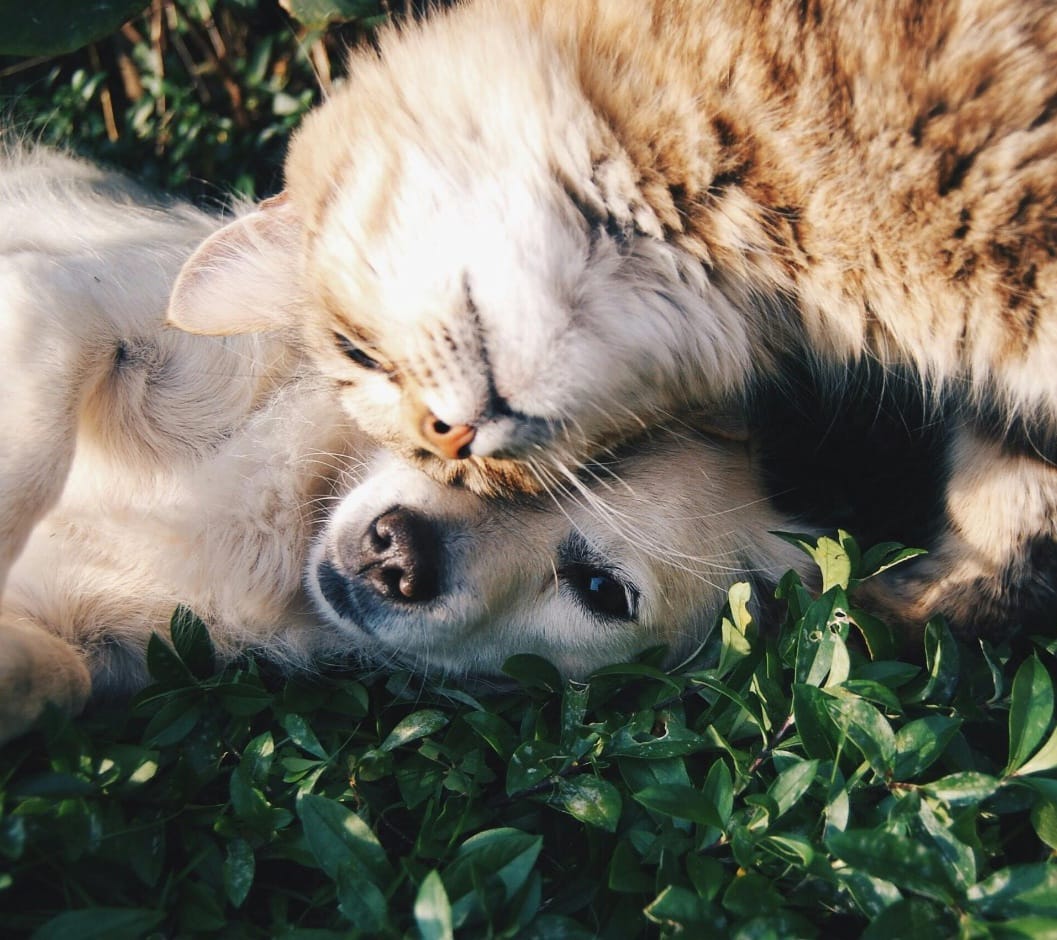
left=333, top=332, right=382, bottom=371
left=561, top=563, right=639, bottom=621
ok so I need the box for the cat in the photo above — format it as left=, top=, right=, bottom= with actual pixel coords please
left=169, top=0, right=1057, bottom=487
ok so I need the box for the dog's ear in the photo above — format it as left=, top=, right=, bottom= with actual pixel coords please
left=167, top=193, right=303, bottom=335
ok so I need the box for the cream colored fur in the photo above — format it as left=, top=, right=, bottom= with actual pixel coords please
left=308, top=432, right=805, bottom=678
left=0, top=148, right=357, bottom=738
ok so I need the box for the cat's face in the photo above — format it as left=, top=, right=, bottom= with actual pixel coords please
left=290, top=145, right=754, bottom=494
left=307, top=431, right=804, bottom=677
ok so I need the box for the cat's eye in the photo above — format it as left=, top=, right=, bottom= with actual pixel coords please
left=561, top=562, right=639, bottom=621
left=333, top=331, right=382, bottom=371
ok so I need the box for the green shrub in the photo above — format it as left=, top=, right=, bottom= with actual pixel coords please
left=0, top=0, right=389, bottom=200
left=2, top=535, right=1055, bottom=938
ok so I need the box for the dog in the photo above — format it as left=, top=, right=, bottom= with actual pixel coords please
left=0, top=148, right=811, bottom=742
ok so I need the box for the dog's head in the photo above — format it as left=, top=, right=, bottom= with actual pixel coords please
left=307, top=430, right=806, bottom=677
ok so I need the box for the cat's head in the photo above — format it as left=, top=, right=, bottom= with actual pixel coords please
left=167, top=3, right=753, bottom=494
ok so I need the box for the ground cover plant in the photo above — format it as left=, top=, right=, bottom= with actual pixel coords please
left=2, top=534, right=1057, bottom=937
left=2, top=2, right=1057, bottom=936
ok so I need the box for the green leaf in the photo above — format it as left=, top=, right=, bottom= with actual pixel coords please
left=828, top=828, right=959, bottom=904
left=298, top=794, right=391, bottom=883
left=444, top=829, right=542, bottom=924
left=380, top=709, right=449, bottom=751
left=632, top=784, right=724, bottom=828
left=223, top=838, right=255, bottom=908
left=0, top=0, right=150, bottom=56
left=774, top=531, right=852, bottom=591
left=967, top=864, right=1057, bottom=918
left=792, top=683, right=841, bottom=760
left=893, top=715, right=963, bottom=780
left=335, top=862, right=388, bottom=932
left=915, top=797, right=977, bottom=890
left=702, top=759, right=734, bottom=826
left=822, top=690, right=897, bottom=776
left=169, top=607, right=216, bottom=679
left=239, top=732, right=276, bottom=785
left=218, top=679, right=273, bottom=717
left=463, top=711, right=518, bottom=758
left=922, top=771, right=1001, bottom=805
left=608, top=719, right=711, bottom=759
left=281, top=713, right=328, bottom=760
left=608, top=841, right=653, bottom=893
left=280, top=0, right=387, bottom=31
left=556, top=776, right=622, bottom=832
left=0, top=817, right=25, bottom=861
left=645, top=885, right=724, bottom=930
left=856, top=542, right=928, bottom=582
left=1011, top=724, right=1057, bottom=777
left=507, top=740, right=563, bottom=795
left=860, top=897, right=954, bottom=940
left=907, top=619, right=960, bottom=705
left=761, top=833, right=816, bottom=868
left=141, top=696, right=202, bottom=747
left=715, top=581, right=756, bottom=676
left=502, top=654, right=562, bottom=691
left=794, top=590, right=852, bottom=687
left=767, top=759, right=820, bottom=817
left=1007, top=656, right=1056, bottom=774
left=1030, top=798, right=1057, bottom=851
left=685, top=676, right=768, bottom=744
left=415, top=870, right=454, bottom=940
left=559, top=680, right=591, bottom=746
left=145, top=632, right=194, bottom=686
left=31, top=908, right=165, bottom=940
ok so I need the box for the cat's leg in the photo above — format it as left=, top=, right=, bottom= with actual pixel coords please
left=859, top=428, right=1057, bottom=639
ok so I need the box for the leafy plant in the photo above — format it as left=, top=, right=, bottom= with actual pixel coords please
left=0, top=1, right=391, bottom=199
left=2, top=534, right=1055, bottom=938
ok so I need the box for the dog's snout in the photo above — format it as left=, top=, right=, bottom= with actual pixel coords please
left=352, top=508, right=441, bottom=603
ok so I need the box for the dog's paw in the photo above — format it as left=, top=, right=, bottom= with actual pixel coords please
left=0, top=620, right=91, bottom=744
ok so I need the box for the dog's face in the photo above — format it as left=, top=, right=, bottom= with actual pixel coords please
left=307, top=432, right=805, bottom=677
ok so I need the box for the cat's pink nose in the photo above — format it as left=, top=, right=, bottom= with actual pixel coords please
left=422, top=415, right=476, bottom=460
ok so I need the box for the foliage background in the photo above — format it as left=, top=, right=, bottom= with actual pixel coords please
left=2, top=3, right=1057, bottom=938
left=1, top=0, right=401, bottom=200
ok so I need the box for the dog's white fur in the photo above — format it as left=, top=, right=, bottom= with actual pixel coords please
left=0, top=149, right=807, bottom=741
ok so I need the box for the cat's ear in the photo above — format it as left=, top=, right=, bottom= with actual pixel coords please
left=167, top=193, right=303, bottom=335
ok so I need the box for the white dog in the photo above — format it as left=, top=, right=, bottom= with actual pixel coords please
left=0, top=149, right=807, bottom=742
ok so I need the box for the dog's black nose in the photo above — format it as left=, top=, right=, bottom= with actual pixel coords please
left=346, top=508, right=441, bottom=603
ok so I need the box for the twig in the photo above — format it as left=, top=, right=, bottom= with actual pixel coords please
left=87, top=43, right=120, bottom=142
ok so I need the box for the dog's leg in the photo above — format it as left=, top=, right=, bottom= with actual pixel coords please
left=0, top=615, right=91, bottom=742
left=0, top=256, right=116, bottom=597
